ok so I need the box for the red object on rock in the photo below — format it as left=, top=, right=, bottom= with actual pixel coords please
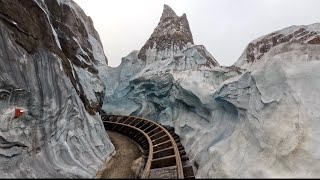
left=14, top=108, right=24, bottom=118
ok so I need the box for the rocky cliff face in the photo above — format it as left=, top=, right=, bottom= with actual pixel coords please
left=0, top=0, right=108, bottom=114
left=0, top=0, right=114, bottom=178
left=234, top=23, right=320, bottom=69
left=136, top=4, right=219, bottom=70
left=138, top=5, right=194, bottom=60
left=102, top=5, right=320, bottom=178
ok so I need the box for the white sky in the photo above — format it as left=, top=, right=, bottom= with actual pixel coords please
left=73, top=0, right=320, bottom=67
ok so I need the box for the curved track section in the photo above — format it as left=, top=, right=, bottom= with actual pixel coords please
left=101, top=114, right=195, bottom=179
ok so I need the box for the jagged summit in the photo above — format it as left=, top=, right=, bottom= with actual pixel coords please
left=138, top=4, right=194, bottom=61
left=160, top=4, right=178, bottom=20
left=135, top=4, right=219, bottom=70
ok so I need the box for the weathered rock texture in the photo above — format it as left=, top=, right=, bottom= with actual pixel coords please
left=234, top=23, right=320, bottom=69
left=137, top=4, right=218, bottom=70
left=0, top=0, right=114, bottom=178
left=138, top=5, right=193, bottom=60
left=102, top=4, right=320, bottom=178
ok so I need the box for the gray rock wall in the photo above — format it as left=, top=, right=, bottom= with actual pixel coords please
left=0, top=0, right=114, bottom=178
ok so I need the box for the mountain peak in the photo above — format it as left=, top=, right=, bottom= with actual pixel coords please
left=138, top=4, right=194, bottom=61
left=160, top=4, right=178, bottom=20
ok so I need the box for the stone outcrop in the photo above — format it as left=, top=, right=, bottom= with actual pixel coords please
left=234, top=23, right=320, bottom=68
left=136, top=4, right=218, bottom=70
left=138, top=5, right=194, bottom=61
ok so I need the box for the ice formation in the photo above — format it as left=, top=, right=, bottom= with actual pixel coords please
left=102, top=4, right=320, bottom=178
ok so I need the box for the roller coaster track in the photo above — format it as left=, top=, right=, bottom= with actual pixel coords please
left=101, top=114, right=195, bottom=179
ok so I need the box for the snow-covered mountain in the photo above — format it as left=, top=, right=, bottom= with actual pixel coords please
left=102, top=4, right=238, bottom=115
left=2, top=0, right=320, bottom=178
left=0, top=0, right=113, bottom=178
left=102, top=5, right=320, bottom=178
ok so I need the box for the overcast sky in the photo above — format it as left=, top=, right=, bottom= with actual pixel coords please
left=73, top=0, right=320, bottom=67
